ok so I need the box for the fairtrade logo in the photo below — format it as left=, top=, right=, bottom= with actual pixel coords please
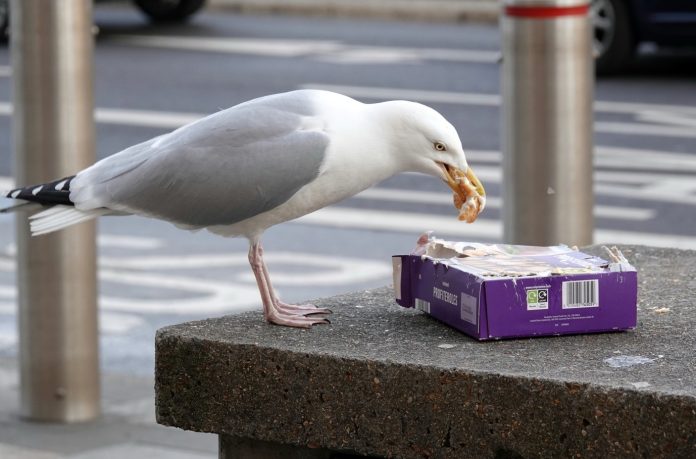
left=526, top=288, right=549, bottom=310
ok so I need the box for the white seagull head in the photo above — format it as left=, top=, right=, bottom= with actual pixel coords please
left=376, top=100, right=486, bottom=220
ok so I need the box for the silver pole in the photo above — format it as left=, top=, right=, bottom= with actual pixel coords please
left=11, top=0, right=100, bottom=422
left=502, top=0, right=594, bottom=246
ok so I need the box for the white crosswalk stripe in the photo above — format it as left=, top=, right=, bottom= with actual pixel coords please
left=295, top=207, right=696, bottom=250
left=302, top=83, right=696, bottom=139
left=302, top=83, right=696, bottom=116
left=107, top=34, right=501, bottom=65
left=0, top=102, right=203, bottom=130
left=354, top=188, right=656, bottom=221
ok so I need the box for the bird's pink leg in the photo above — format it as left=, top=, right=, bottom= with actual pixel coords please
left=257, top=251, right=333, bottom=317
left=248, top=241, right=330, bottom=328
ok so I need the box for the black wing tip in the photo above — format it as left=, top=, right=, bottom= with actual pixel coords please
left=5, top=175, right=76, bottom=206
left=5, top=187, right=21, bottom=199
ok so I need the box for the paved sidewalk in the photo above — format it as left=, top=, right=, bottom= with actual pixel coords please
left=209, top=0, right=499, bottom=22
left=0, top=358, right=216, bottom=459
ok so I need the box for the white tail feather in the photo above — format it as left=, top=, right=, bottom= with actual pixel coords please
left=28, top=205, right=69, bottom=219
left=30, top=206, right=107, bottom=236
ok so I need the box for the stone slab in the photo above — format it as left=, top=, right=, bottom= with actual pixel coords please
left=155, top=245, right=696, bottom=458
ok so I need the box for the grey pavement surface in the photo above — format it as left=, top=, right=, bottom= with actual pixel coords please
left=156, top=245, right=696, bottom=458
left=0, top=3, right=695, bottom=458
left=208, top=0, right=500, bottom=23
left=0, top=356, right=217, bottom=458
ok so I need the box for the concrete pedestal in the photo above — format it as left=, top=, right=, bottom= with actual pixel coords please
left=156, top=246, right=696, bottom=458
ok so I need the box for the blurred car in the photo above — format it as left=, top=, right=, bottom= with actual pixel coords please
left=592, top=0, right=696, bottom=74
left=0, top=0, right=206, bottom=41
left=0, top=0, right=6, bottom=40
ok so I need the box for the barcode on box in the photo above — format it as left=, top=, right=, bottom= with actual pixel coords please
left=415, top=298, right=431, bottom=313
left=562, top=279, right=599, bottom=308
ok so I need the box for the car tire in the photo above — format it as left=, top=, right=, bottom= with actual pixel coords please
left=0, top=0, right=9, bottom=43
left=592, top=0, right=635, bottom=75
left=133, top=0, right=206, bottom=23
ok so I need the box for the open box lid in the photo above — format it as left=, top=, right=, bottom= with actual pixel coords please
left=419, top=238, right=635, bottom=279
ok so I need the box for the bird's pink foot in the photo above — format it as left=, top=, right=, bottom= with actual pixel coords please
left=275, top=301, right=333, bottom=316
left=266, top=311, right=330, bottom=328
left=249, top=240, right=331, bottom=328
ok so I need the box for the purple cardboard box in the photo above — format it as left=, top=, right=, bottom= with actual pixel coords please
left=393, top=241, right=637, bottom=340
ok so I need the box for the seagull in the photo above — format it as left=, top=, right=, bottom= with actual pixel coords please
left=2, top=89, right=485, bottom=328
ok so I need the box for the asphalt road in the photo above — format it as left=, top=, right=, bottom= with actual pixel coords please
left=0, top=5, right=695, bottom=373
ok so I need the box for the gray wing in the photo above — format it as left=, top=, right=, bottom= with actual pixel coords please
left=70, top=91, right=329, bottom=228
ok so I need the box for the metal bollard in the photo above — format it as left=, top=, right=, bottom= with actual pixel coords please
left=502, top=0, right=594, bottom=246
left=11, top=0, right=100, bottom=422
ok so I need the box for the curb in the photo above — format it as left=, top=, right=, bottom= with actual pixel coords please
left=207, top=0, right=500, bottom=23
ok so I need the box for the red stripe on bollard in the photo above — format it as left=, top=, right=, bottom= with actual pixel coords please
left=505, top=4, right=589, bottom=18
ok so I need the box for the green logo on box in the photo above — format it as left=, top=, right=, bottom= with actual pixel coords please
left=526, top=288, right=548, bottom=310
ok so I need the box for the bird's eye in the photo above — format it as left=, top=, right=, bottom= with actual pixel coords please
left=434, top=142, right=447, bottom=152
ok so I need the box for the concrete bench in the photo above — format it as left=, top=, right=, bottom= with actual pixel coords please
left=155, top=245, right=696, bottom=458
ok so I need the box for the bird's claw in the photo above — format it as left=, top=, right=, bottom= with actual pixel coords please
left=266, top=313, right=331, bottom=328
left=304, top=308, right=332, bottom=316
left=275, top=301, right=333, bottom=317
